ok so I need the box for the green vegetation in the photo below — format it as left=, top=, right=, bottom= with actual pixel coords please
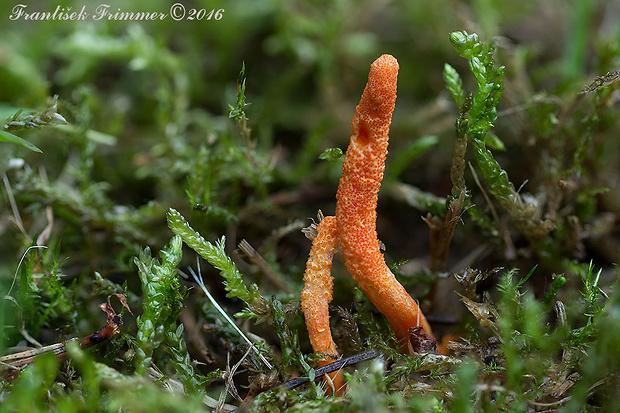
left=2, top=0, right=620, bottom=411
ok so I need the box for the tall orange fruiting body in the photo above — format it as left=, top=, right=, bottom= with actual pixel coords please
left=336, top=54, right=432, bottom=346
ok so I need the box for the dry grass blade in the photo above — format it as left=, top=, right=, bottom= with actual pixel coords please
left=2, top=173, right=29, bottom=241
left=7, top=245, right=48, bottom=297
left=237, top=239, right=292, bottom=294
left=187, top=265, right=273, bottom=370
left=224, top=348, right=253, bottom=403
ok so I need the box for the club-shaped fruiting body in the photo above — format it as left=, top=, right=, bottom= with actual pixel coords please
left=336, top=54, right=432, bottom=345
left=301, top=55, right=433, bottom=393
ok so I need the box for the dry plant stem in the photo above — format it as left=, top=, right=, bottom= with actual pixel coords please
left=179, top=308, right=215, bottom=364
left=1, top=294, right=129, bottom=379
left=427, top=191, right=466, bottom=272
left=427, top=129, right=467, bottom=272
left=335, top=54, right=432, bottom=346
left=238, top=239, right=293, bottom=294
left=300, top=216, right=344, bottom=394
left=2, top=173, right=29, bottom=241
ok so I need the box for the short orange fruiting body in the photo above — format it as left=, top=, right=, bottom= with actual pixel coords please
left=300, top=216, right=339, bottom=357
left=300, top=216, right=344, bottom=394
left=335, top=54, right=432, bottom=346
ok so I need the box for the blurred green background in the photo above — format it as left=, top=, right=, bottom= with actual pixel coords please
left=2, top=0, right=620, bottom=410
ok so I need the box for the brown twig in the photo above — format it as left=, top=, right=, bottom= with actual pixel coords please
left=179, top=308, right=216, bottom=364
left=1, top=294, right=131, bottom=380
left=427, top=119, right=468, bottom=272
left=238, top=239, right=293, bottom=294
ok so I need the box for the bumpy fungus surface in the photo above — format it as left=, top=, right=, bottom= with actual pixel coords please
left=301, top=55, right=433, bottom=393
left=336, top=54, right=432, bottom=344
left=300, top=216, right=344, bottom=394
left=301, top=216, right=339, bottom=359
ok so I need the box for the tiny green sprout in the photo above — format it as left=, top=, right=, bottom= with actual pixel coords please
left=543, top=273, right=567, bottom=305
left=270, top=296, right=307, bottom=372
left=133, top=235, right=185, bottom=374
left=516, top=265, right=537, bottom=288
left=484, top=132, right=505, bottom=151
left=388, top=258, right=409, bottom=273
left=319, top=147, right=343, bottom=161
left=424, top=368, right=444, bottom=380
left=449, top=31, right=483, bottom=59
left=165, top=324, right=208, bottom=394
left=582, top=261, right=606, bottom=318
left=307, top=367, right=316, bottom=382
left=444, top=63, right=465, bottom=107
left=228, top=62, right=251, bottom=122
left=485, top=359, right=505, bottom=372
